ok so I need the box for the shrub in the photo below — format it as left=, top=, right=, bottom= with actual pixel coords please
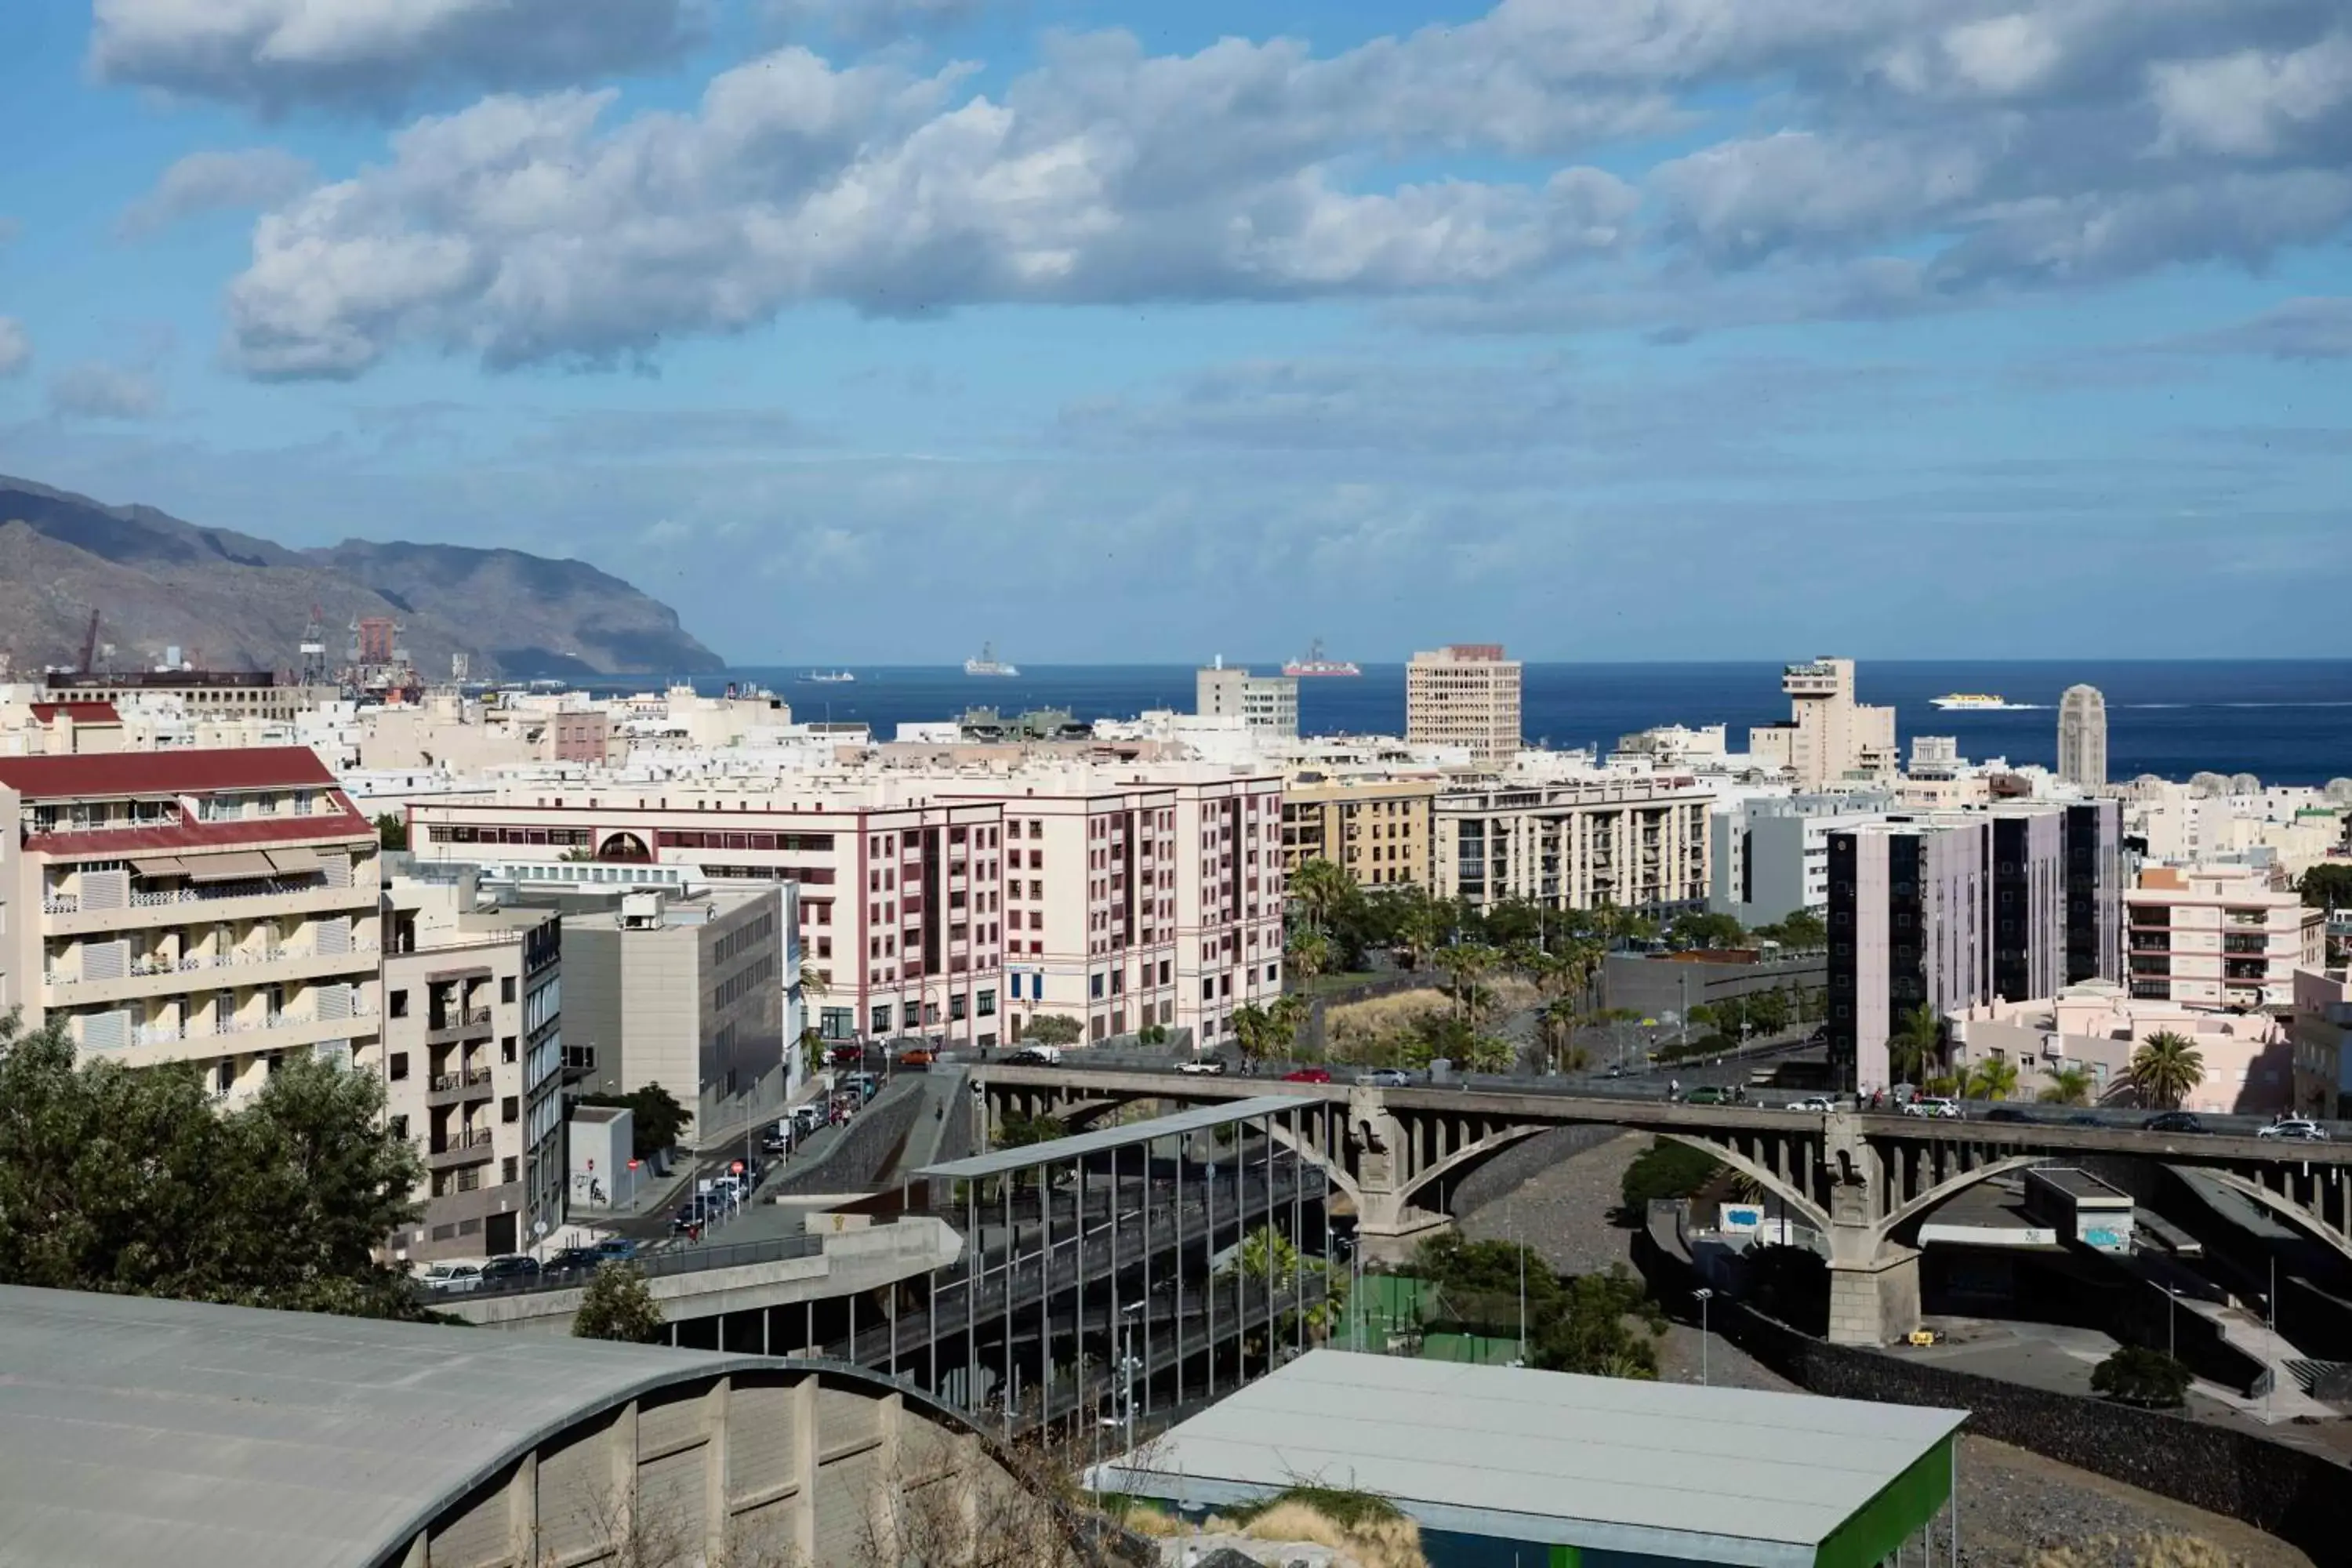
left=1619, top=1139, right=1724, bottom=1211
left=2090, top=1345, right=2191, bottom=1408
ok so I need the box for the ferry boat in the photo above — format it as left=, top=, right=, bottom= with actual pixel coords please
left=797, top=670, right=855, bottom=684
left=1930, top=692, right=2014, bottom=711
left=964, top=642, right=1019, bottom=677
left=1283, top=638, right=1362, bottom=678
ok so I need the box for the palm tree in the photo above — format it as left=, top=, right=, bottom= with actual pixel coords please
left=1290, top=858, right=1354, bottom=935
left=2130, top=1030, right=2205, bottom=1110
left=1887, top=1003, right=1943, bottom=1085
left=1963, top=1057, right=2019, bottom=1102
left=2038, top=1065, right=2095, bottom=1106
left=1284, top=930, right=1333, bottom=990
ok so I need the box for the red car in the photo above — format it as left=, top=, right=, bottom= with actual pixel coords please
left=1282, top=1067, right=1333, bottom=1083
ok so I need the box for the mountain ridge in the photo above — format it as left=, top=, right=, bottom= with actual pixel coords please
left=0, top=474, right=723, bottom=681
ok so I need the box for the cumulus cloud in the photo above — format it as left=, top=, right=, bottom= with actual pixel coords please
left=222, top=43, right=1638, bottom=377
left=2150, top=31, right=2352, bottom=158
left=49, top=361, right=165, bottom=420
left=89, top=0, right=703, bottom=112
left=0, top=319, right=29, bottom=377
left=118, top=148, right=315, bottom=238
left=769, top=0, right=985, bottom=43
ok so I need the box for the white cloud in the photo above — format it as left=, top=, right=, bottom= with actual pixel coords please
left=2151, top=31, right=2352, bottom=158
left=49, top=361, right=165, bottom=420
left=0, top=319, right=29, bottom=377
left=768, top=0, right=985, bottom=43
left=1656, top=132, right=1984, bottom=267
left=118, top=148, right=315, bottom=238
left=89, top=0, right=703, bottom=111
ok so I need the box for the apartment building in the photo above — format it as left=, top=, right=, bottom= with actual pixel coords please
left=1952, top=982, right=2291, bottom=1116
left=1707, top=792, right=1896, bottom=927
left=1280, top=775, right=1436, bottom=888
left=1988, top=807, right=2067, bottom=1009
left=378, top=872, right=564, bottom=1261
left=1196, top=662, right=1300, bottom=739
left=2125, top=864, right=2325, bottom=1011
left=1432, top=776, right=1712, bottom=915
left=41, top=670, right=336, bottom=724
left=564, top=884, right=797, bottom=1149
left=1750, top=659, right=1897, bottom=791
left=1827, top=818, right=1994, bottom=1094
left=2062, top=799, right=2127, bottom=987
left=0, top=748, right=380, bottom=1100
left=1406, top=644, right=1522, bottom=761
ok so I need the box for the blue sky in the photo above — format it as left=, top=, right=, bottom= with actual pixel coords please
left=0, top=0, right=2347, bottom=665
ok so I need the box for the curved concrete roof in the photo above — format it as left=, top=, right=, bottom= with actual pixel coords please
left=0, top=1285, right=907, bottom=1568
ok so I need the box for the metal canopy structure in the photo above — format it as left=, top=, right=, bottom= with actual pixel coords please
left=917, top=1094, right=1302, bottom=1183
left=1093, top=1350, right=1968, bottom=1568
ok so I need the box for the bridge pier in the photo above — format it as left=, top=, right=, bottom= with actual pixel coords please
left=1828, top=1247, right=1921, bottom=1347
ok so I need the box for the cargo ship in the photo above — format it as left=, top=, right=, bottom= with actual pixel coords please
left=1283, top=638, right=1361, bottom=678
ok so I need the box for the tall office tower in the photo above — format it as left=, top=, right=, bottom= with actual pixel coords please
left=2061, top=798, right=2125, bottom=985
left=2057, top=684, right=2108, bottom=789
left=1826, top=818, right=1992, bottom=1094
left=1749, top=658, right=1899, bottom=791
left=1406, top=644, right=1523, bottom=761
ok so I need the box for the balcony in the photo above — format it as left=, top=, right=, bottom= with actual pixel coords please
left=126, top=1000, right=377, bottom=1053
left=42, top=877, right=368, bottom=936
left=426, top=1007, right=495, bottom=1044
left=426, top=1067, right=495, bottom=1107
left=43, top=943, right=379, bottom=1007
left=426, top=1129, right=496, bottom=1169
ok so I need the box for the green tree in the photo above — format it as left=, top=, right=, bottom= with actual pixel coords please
left=1022, top=1014, right=1084, bottom=1047
left=1619, top=1139, right=1724, bottom=1211
left=1963, top=1057, right=2020, bottom=1102
left=1752, top=909, right=1828, bottom=949
left=2038, top=1065, right=2095, bottom=1106
left=2130, top=1030, right=2205, bottom=1110
left=1231, top=1225, right=1348, bottom=1342
left=572, top=1263, right=665, bottom=1343
left=373, top=812, right=408, bottom=851
left=0, top=1011, right=424, bottom=1319
left=1290, top=858, right=1356, bottom=935
left=1888, top=1003, right=1944, bottom=1085
left=576, top=1083, right=692, bottom=1162
left=2299, top=862, right=2352, bottom=911
left=1284, top=930, right=1334, bottom=989
left=1530, top=1266, right=1665, bottom=1379
left=1232, top=995, right=1309, bottom=1064
left=1668, top=911, right=1747, bottom=950
left=994, top=1110, right=1066, bottom=1152
left=1747, top=986, right=1793, bottom=1037
left=2090, top=1345, right=2191, bottom=1408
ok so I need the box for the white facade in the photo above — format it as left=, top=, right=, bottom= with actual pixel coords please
left=1434, top=775, right=1714, bottom=913
left=1406, top=645, right=1523, bottom=762
left=1751, top=659, right=1897, bottom=791
left=1195, top=663, right=1300, bottom=740
left=1708, top=792, right=1896, bottom=927
left=2125, top=864, right=2325, bottom=1010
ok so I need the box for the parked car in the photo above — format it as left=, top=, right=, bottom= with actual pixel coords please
left=847, top=1072, right=880, bottom=1102
left=420, top=1261, right=483, bottom=1294
left=2143, top=1111, right=2206, bottom=1134
left=1176, top=1056, right=1228, bottom=1076
left=761, top=1128, right=793, bottom=1155
left=1283, top=1066, right=1334, bottom=1083
left=898, top=1047, right=936, bottom=1069
left=592, top=1237, right=639, bottom=1262
left=1784, top=1096, right=1835, bottom=1113
left=1355, top=1068, right=1410, bottom=1088
left=2259, top=1117, right=2328, bottom=1142
left=826, top=1044, right=865, bottom=1068
left=791, top=1103, right=826, bottom=1134
left=479, top=1254, right=539, bottom=1283
left=1903, top=1097, right=1962, bottom=1120
left=2064, top=1113, right=2103, bottom=1127
left=1604, top=1063, right=1624, bottom=1079
left=671, top=1196, right=723, bottom=1232
left=1982, top=1107, right=2032, bottom=1123
left=1003, top=1045, right=1062, bottom=1066
left=543, top=1246, right=604, bottom=1276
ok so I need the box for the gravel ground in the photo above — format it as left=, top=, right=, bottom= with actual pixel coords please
left=1452, top=1134, right=2317, bottom=1567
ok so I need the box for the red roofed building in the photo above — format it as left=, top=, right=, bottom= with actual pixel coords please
left=18, top=700, right=125, bottom=756
left=0, top=746, right=383, bottom=1105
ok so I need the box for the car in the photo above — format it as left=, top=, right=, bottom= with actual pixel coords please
left=1682, top=1085, right=1731, bottom=1105
left=1002, top=1044, right=1062, bottom=1065
left=1356, top=1068, right=1410, bottom=1088
left=898, top=1047, right=936, bottom=1069
left=2259, top=1117, right=2329, bottom=1142
left=592, top=1237, right=639, bottom=1262
left=761, top=1129, right=793, bottom=1154
left=826, top=1044, right=864, bottom=1068
left=420, top=1261, right=483, bottom=1294
left=1176, top=1056, right=1229, bottom=1076
left=671, top=1196, right=723, bottom=1232
left=1604, top=1063, right=1624, bottom=1079
left=1982, top=1107, right=2031, bottom=1123
left=846, top=1072, right=880, bottom=1102
left=2064, top=1113, right=2102, bottom=1127
left=543, top=1246, right=604, bottom=1276
left=791, top=1103, right=825, bottom=1134
left=479, top=1254, right=539, bottom=1283
left=1784, top=1096, right=1835, bottom=1113
left=1283, top=1066, right=1334, bottom=1083
left=2143, top=1111, right=2206, bottom=1134
left=1902, top=1097, right=1962, bottom=1120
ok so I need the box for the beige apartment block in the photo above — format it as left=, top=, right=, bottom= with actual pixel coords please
left=2126, top=863, right=2325, bottom=1011
left=39, top=671, right=336, bottom=724
left=1432, top=776, right=1712, bottom=914
left=1406, top=644, right=1523, bottom=761
left=1196, top=661, right=1300, bottom=739
left=377, top=871, right=565, bottom=1261
left=1750, top=658, right=1897, bottom=791
left=0, top=748, right=381, bottom=1102
left=1282, top=775, right=1436, bottom=888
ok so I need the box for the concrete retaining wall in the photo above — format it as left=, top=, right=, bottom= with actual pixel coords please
left=771, top=1076, right=927, bottom=1199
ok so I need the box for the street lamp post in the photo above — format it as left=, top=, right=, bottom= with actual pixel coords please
left=1120, top=1300, right=1144, bottom=1457
left=1693, top=1288, right=1714, bottom=1387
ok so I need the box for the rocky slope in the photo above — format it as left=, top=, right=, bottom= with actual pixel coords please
left=0, top=474, right=722, bottom=680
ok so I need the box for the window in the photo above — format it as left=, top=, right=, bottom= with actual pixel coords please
left=388, top=1052, right=409, bottom=1081
left=389, top=989, right=409, bottom=1018
left=502, top=1036, right=517, bottom=1064
left=950, top=993, right=967, bottom=1022
left=1091, top=973, right=1105, bottom=999
left=903, top=1001, right=921, bottom=1030
left=502, top=1157, right=519, bottom=1184
left=872, top=1003, right=892, bottom=1035
left=390, top=1114, right=408, bottom=1141
left=502, top=1096, right=520, bottom=1123
left=978, top=988, right=996, bottom=1017
left=502, top=976, right=517, bottom=1004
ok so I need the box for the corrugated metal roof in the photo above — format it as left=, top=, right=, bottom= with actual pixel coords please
left=918, top=1094, right=1304, bottom=1182
left=1092, top=1350, right=1965, bottom=1567
left=0, top=746, right=336, bottom=800
left=0, top=1287, right=762, bottom=1568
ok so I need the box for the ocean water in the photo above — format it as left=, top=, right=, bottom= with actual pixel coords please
left=692, top=661, right=2352, bottom=786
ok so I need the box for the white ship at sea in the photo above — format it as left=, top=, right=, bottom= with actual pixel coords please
left=798, top=670, right=855, bottom=684
left=1283, top=638, right=1361, bottom=678
left=1930, top=692, right=2016, bottom=711
left=964, top=642, right=1019, bottom=677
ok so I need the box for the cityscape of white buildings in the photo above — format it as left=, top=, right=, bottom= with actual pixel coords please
left=4, top=652, right=2348, bottom=1261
